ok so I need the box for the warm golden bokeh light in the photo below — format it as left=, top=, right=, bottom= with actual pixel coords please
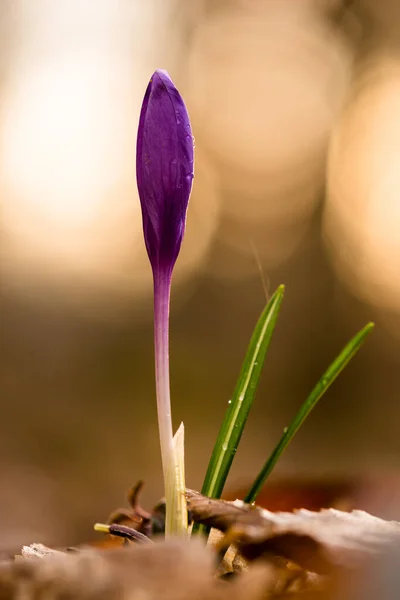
left=0, top=0, right=219, bottom=310
left=1, top=0, right=360, bottom=301
left=186, top=1, right=353, bottom=277
left=325, top=53, right=400, bottom=321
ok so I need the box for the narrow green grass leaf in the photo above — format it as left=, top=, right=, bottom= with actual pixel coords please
left=200, top=285, right=285, bottom=502
left=244, top=322, right=374, bottom=504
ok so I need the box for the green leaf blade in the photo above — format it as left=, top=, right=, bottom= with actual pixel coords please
left=200, top=284, right=285, bottom=501
left=244, top=321, right=374, bottom=504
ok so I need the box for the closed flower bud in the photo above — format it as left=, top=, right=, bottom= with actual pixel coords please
left=136, top=69, right=194, bottom=275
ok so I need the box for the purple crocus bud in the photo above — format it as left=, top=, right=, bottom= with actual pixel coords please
left=136, top=69, right=194, bottom=275
left=136, top=70, right=194, bottom=534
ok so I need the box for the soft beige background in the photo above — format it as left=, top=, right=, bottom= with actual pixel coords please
left=1, top=0, right=400, bottom=548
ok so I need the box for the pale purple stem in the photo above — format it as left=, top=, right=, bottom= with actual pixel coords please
left=153, top=268, right=174, bottom=484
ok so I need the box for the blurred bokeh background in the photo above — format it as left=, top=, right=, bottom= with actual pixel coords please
left=2, top=0, right=400, bottom=548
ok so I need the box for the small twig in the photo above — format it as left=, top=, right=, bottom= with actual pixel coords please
left=94, top=523, right=153, bottom=544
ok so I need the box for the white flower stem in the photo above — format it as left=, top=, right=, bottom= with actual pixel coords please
left=153, top=269, right=188, bottom=536
left=153, top=269, right=174, bottom=486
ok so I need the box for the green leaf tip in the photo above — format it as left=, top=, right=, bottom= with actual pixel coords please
left=244, top=321, right=374, bottom=504
left=199, top=284, right=285, bottom=504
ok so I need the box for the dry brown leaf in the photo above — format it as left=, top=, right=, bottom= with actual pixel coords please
left=0, top=539, right=276, bottom=600
left=186, top=489, right=400, bottom=574
left=20, top=543, right=65, bottom=559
